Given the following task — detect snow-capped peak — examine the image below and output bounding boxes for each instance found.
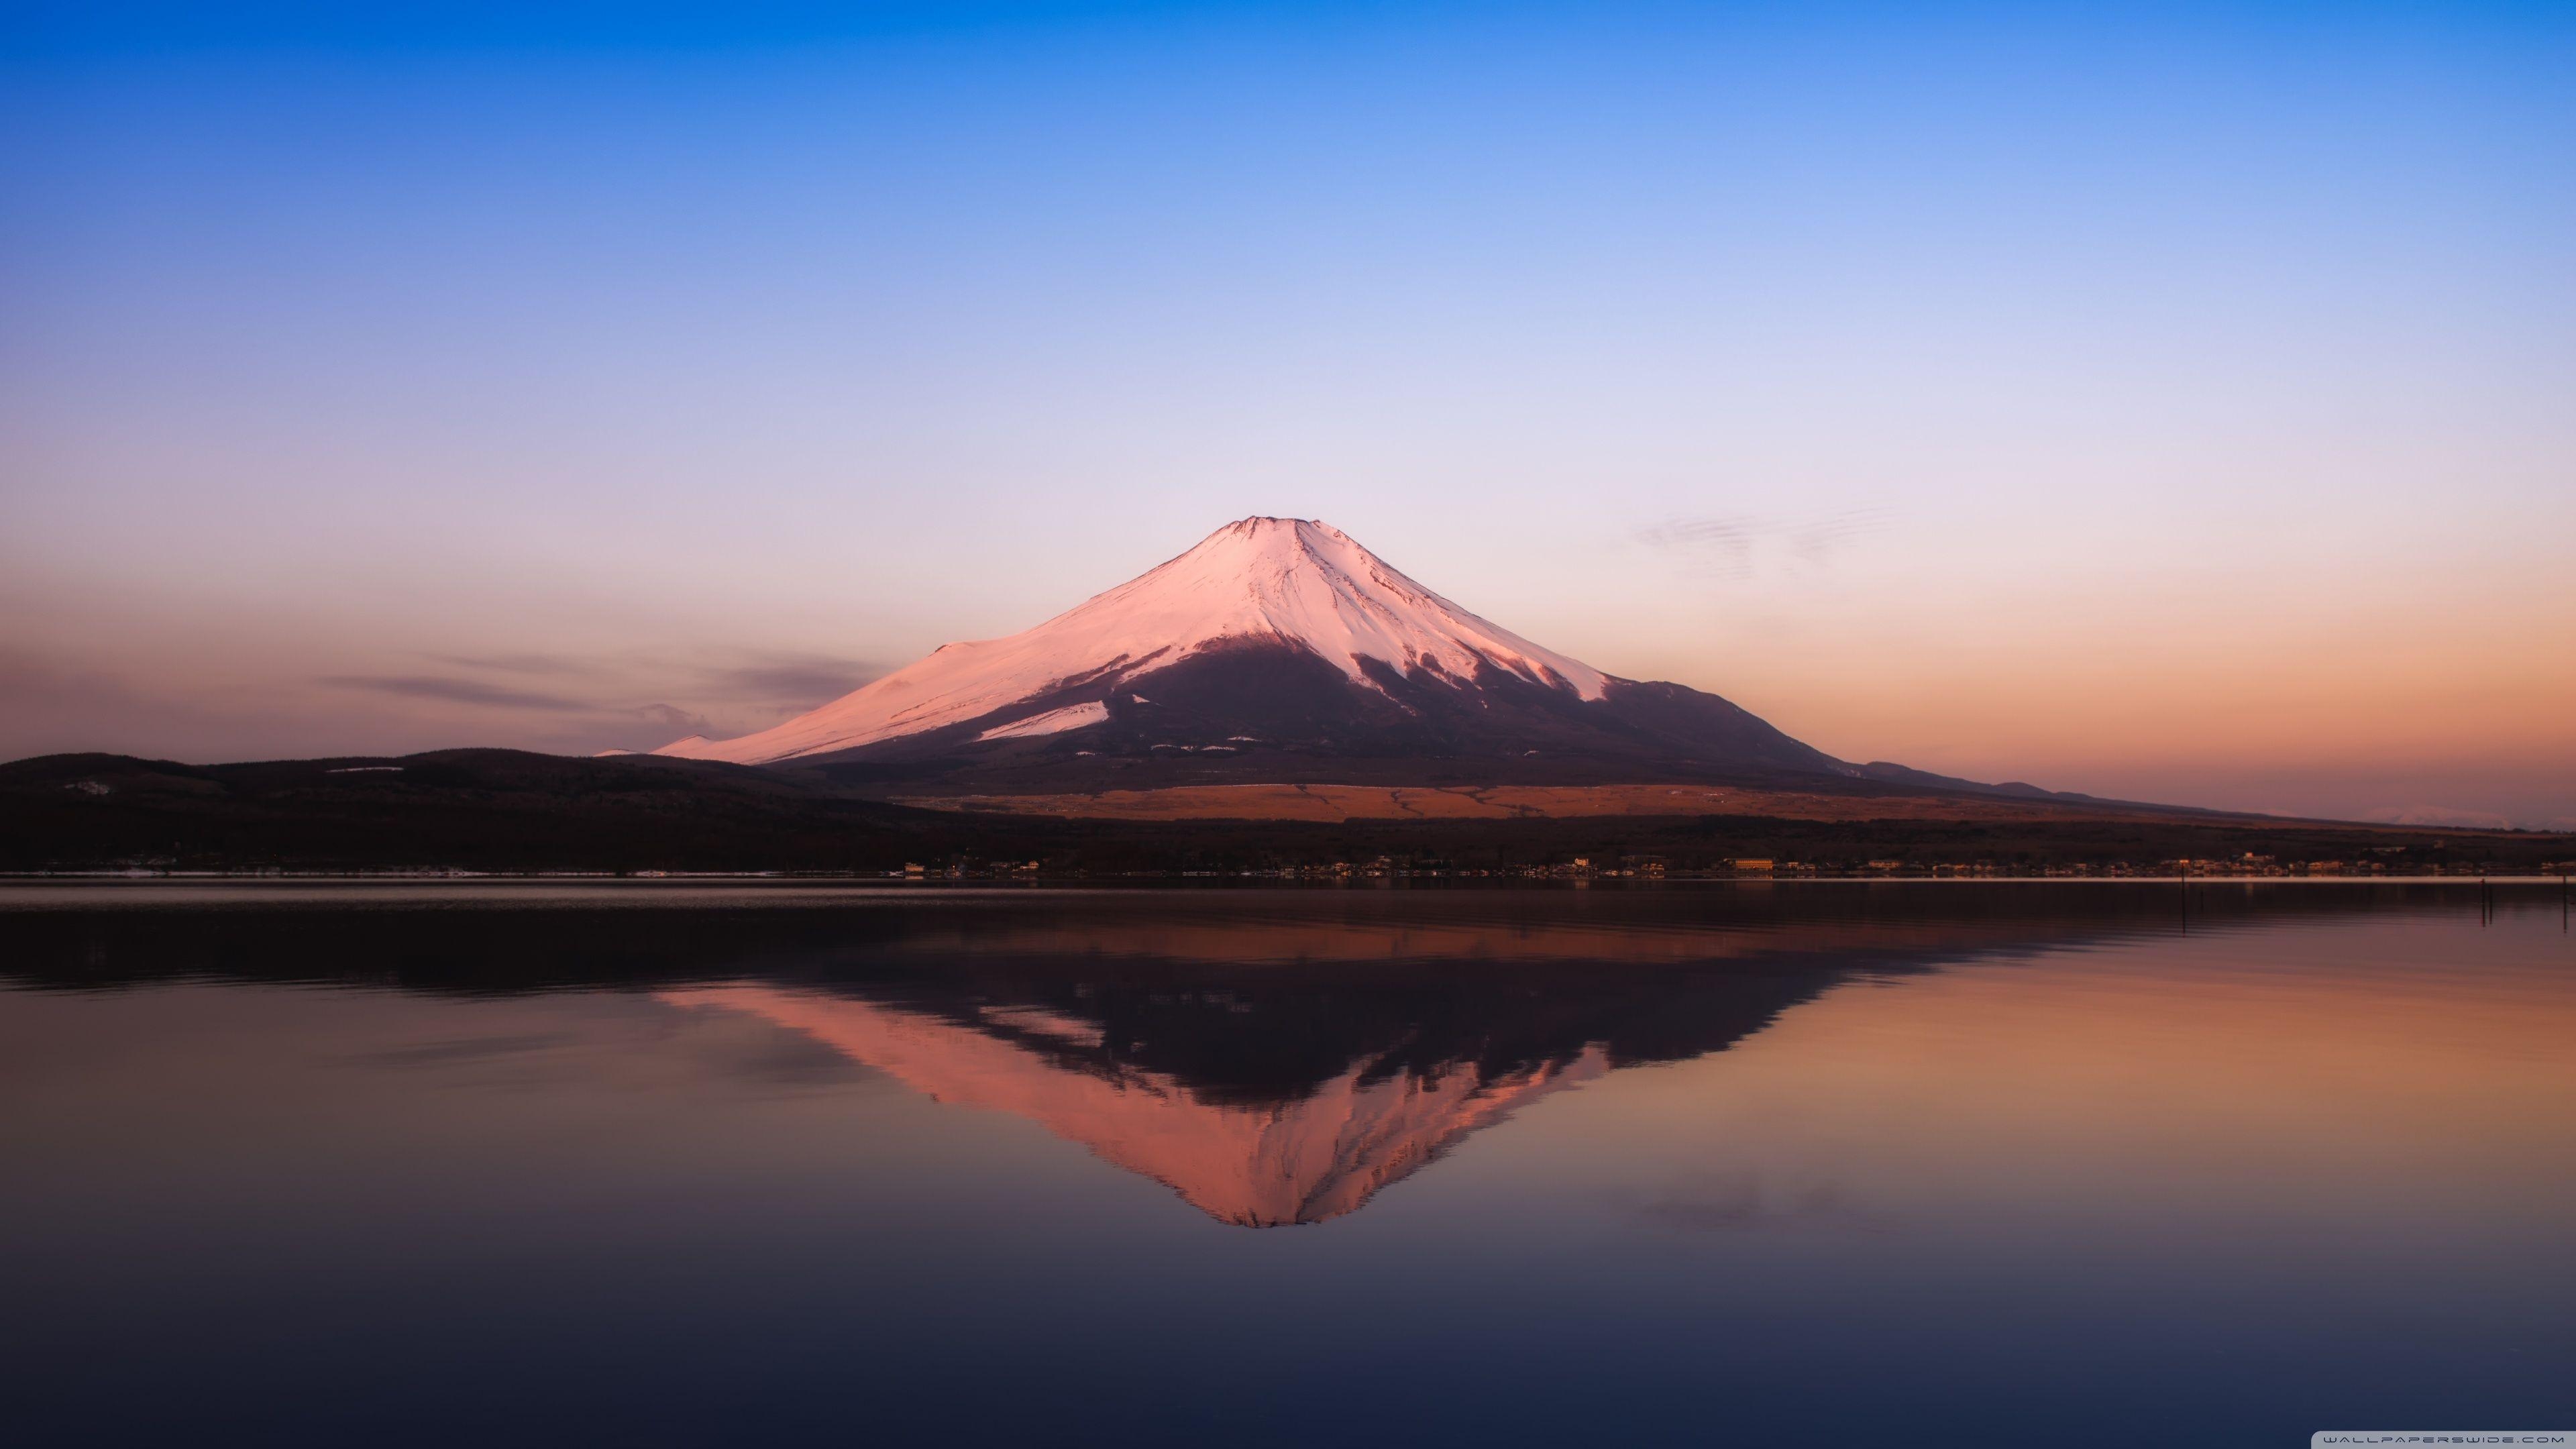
[657,517,1611,765]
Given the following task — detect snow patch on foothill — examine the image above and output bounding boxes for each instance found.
[974,700,1111,742]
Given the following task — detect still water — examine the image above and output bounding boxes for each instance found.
[3,881,2570,1446]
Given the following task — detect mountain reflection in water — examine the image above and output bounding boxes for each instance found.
[4,880,2377,1228]
[5,881,2572,1449]
[666,985,1611,1226]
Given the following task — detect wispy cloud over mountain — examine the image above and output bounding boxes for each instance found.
[424,653,611,678]
[1636,509,1890,580]
[631,702,717,739]
[698,656,880,711]
[323,676,592,711]
[314,675,715,749]
[311,649,875,752]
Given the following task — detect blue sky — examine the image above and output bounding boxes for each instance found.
[3,2,2570,822]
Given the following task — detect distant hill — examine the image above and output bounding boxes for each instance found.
[3,748,2563,875]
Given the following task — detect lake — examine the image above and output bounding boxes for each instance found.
[3,881,2569,1446]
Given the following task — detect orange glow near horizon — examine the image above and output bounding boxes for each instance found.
[1539,916,2576,1233]
[9,522,2564,824]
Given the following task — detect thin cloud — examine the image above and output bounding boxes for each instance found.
[320,677,714,743]
[319,651,871,745]
[1637,508,1890,579]
[1635,515,1758,577]
[425,651,604,678]
[323,676,590,711]
[409,649,873,712]
[630,702,714,738]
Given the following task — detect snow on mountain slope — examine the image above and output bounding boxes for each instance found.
[973,700,1110,742]
[657,517,1611,765]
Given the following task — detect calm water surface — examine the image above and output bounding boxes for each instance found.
[3,882,2570,1446]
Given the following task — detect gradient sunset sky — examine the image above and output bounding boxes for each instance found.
[3,2,2570,825]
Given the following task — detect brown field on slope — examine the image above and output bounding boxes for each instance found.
[889,782,2185,823]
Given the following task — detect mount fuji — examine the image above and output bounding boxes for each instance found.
[654,517,2063,802]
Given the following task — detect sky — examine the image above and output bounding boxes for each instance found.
[2,1,2571,826]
